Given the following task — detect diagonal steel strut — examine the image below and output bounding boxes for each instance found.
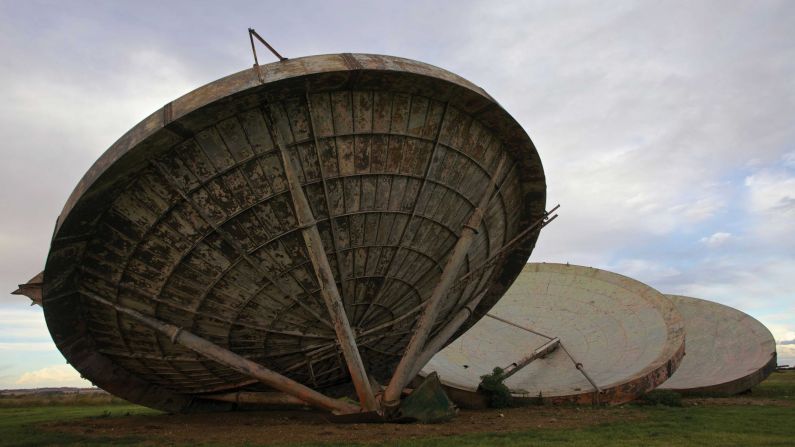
[405,204,561,382]
[81,291,359,414]
[383,155,508,407]
[502,337,560,380]
[263,103,378,411]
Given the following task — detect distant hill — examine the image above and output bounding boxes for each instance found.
[0,387,106,396]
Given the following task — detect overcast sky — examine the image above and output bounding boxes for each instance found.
[1,0,793,389]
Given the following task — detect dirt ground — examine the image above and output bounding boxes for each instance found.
[683,396,793,407]
[42,405,644,445]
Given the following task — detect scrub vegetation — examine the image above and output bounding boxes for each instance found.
[479,367,513,408]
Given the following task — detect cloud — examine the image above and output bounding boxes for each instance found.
[780,339,795,345]
[14,364,91,388]
[783,151,795,168]
[741,161,795,249]
[0,342,57,352]
[0,308,48,339]
[609,259,680,284]
[664,258,795,311]
[744,169,795,215]
[459,1,795,283]
[0,45,201,334]
[778,344,795,365]
[700,232,732,248]
[675,197,727,223]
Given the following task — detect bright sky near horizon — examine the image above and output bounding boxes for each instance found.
[0,0,793,389]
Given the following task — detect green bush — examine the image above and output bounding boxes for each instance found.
[479,367,513,408]
[639,389,683,407]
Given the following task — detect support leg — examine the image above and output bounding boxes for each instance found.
[407,205,562,382]
[406,290,489,382]
[502,337,560,380]
[383,156,508,407]
[267,104,378,411]
[82,291,359,414]
[201,391,307,406]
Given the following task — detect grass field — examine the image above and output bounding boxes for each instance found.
[384,405,794,447]
[1,371,793,446]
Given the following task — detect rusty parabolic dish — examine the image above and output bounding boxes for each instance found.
[422,263,685,406]
[41,53,546,412]
[658,295,777,396]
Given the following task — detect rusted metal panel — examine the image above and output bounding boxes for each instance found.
[201,391,307,406]
[270,104,377,411]
[35,54,546,413]
[82,290,358,414]
[383,156,507,407]
[423,263,686,406]
[659,294,777,396]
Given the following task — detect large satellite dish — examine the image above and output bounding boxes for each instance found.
[422,263,685,405]
[33,53,547,415]
[658,295,777,395]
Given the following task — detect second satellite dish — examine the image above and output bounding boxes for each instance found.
[659,295,777,395]
[422,263,686,406]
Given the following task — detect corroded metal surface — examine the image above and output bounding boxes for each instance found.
[383,156,508,407]
[659,295,777,396]
[40,54,547,412]
[422,263,685,406]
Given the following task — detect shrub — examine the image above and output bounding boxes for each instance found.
[479,367,513,408]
